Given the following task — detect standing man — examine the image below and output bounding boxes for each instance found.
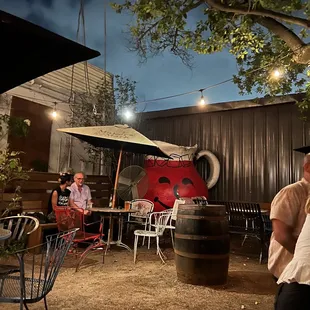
[69,172,92,215]
[268,153,310,280]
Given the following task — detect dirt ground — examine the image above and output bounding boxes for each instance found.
[2,236,277,310]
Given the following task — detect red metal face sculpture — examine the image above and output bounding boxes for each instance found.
[143,141,220,212]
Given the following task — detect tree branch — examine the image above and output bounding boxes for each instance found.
[256,17,310,64]
[138,20,160,41]
[205,0,310,28]
[257,17,305,50]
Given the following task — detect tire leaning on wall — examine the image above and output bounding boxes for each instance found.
[196,150,220,189]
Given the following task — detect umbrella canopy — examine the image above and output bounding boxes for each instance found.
[57,124,170,158]
[58,124,170,209]
[294,146,310,154]
[1,10,100,94]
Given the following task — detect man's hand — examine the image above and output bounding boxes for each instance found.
[272,219,297,254]
[84,210,91,216]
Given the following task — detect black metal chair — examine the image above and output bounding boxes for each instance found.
[0,228,78,310]
[0,215,40,309]
[208,201,271,263]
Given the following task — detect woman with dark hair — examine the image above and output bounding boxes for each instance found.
[47,173,73,222]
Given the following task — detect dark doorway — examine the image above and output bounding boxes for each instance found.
[8,96,52,171]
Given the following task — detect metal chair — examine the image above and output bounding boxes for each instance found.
[126,199,154,241]
[0,229,77,310]
[0,216,39,248]
[134,212,171,264]
[54,207,104,271]
[0,215,40,293]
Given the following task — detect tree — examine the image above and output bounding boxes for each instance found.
[112,0,310,112]
[68,75,137,172]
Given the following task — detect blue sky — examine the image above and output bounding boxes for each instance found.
[0,0,255,111]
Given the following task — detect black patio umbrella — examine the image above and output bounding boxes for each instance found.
[294,146,310,154]
[0,10,100,94]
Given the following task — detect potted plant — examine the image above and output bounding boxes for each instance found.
[0,149,29,219]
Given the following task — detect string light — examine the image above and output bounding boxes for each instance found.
[272,69,283,79]
[123,109,134,120]
[9,46,304,111]
[199,89,206,105]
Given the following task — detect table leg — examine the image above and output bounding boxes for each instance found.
[105,213,113,255]
[115,215,132,252]
[100,213,132,253]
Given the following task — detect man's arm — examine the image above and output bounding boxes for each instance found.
[69,198,83,213]
[272,219,297,254]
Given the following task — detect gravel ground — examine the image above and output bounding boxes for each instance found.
[1,238,277,310]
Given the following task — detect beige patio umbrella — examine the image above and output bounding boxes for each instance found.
[57,124,170,208]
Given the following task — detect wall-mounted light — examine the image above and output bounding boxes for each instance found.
[51,102,58,119]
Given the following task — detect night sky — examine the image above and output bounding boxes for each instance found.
[1,0,255,111]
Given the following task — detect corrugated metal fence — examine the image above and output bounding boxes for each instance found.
[136,101,310,203]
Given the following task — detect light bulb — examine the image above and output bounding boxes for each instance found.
[199,96,206,105]
[198,89,206,105]
[51,110,57,118]
[272,69,282,79]
[124,109,133,120]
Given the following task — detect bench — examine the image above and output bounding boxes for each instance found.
[208,201,272,263]
[2,172,112,253]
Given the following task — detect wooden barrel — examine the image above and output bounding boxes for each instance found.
[174,204,230,286]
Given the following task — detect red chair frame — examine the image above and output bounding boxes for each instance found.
[54,207,105,271]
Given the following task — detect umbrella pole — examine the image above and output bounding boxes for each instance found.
[111,148,123,209]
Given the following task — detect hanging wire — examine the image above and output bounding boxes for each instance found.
[134,45,309,106]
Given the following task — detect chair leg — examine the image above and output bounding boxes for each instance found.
[242,219,249,247]
[134,235,139,264]
[259,231,265,264]
[241,235,248,247]
[156,236,165,264]
[76,240,104,272]
[148,221,152,250]
[170,229,175,248]
[23,301,29,310]
[142,223,147,246]
[44,295,48,310]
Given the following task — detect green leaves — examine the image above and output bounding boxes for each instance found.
[0,148,29,218]
[67,73,138,170]
[0,114,30,140]
[112,0,310,112]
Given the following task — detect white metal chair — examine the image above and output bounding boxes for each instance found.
[165,199,187,248]
[126,199,154,234]
[133,212,171,264]
[148,198,192,248]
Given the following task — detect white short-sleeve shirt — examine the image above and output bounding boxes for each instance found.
[69,182,92,210]
[268,178,309,278]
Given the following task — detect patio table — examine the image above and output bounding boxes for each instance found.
[91,207,137,254]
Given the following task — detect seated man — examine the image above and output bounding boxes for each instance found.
[69,172,100,233]
[69,171,92,215]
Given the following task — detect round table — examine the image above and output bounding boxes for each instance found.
[91,207,138,254]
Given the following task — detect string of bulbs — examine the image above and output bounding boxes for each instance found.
[12,44,307,121]
[134,44,309,107]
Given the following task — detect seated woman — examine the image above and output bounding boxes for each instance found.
[275,198,310,310]
[47,173,73,222]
